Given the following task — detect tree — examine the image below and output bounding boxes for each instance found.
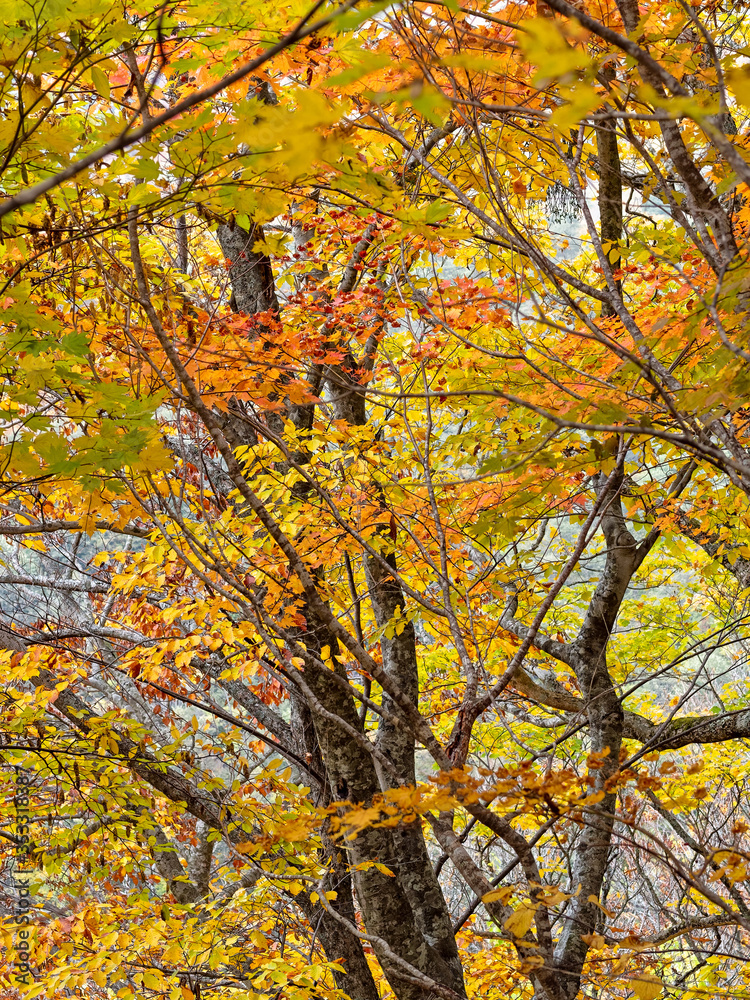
[2,0,750,998]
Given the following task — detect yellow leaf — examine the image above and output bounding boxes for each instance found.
[91,66,111,101]
[581,932,606,950]
[588,894,615,918]
[162,943,183,963]
[539,886,570,906]
[482,885,513,904]
[583,789,605,805]
[630,974,663,1000]
[143,925,162,948]
[503,901,537,938]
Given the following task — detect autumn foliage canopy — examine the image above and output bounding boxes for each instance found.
[2,1,750,999]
